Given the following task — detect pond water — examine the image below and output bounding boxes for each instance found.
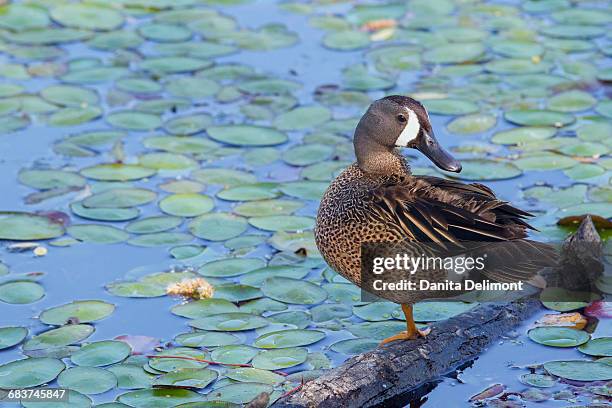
[0,0,610,407]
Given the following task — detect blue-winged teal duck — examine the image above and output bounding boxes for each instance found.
[315,95,550,344]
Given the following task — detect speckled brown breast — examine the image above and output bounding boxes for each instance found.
[315,163,406,286]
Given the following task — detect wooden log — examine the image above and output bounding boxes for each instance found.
[272,217,602,408]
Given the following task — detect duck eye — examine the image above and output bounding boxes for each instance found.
[397,114,407,123]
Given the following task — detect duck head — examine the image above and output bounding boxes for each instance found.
[354,95,462,174]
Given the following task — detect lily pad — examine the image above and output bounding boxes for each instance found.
[207,125,287,146]
[106,281,166,298]
[251,347,308,370]
[0,326,28,350]
[578,338,612,357]
[544,360,612,381]
[126,216,182,234]
[172,298,238,319]
[118,389,201,408]
[58,366,117,394]
[190,313,268,331]
[108,364,153,390]
[23,324,94,351]
[40,300,115,325]
[210,345,258,365]
[68,224,129,244]
[330,338,378,354]
[234,199,304,217]
[154,368,217,389]
[81,164,156,181]
[0,281,45,304]
[164,114,212,135]
[423,99,479,116]
[440,159,522,181]
[491,127,556,145]
[71,340,131,366]
[262,277,327,305]
[0,212,65,240]
[254,329,325,348]
[504,110,575,127]
[273,106,331,131]
[0,358,65,388]
[41,85,99,108]
[226,367,284,384]
[447,113,497,134]
[51,4,123,31]
[528,327,590,347]
[189,213,248,241]
[249,215,315,232]
[159,194,214,217]
[207,383,273,404]
[198,258,265,278]
[83,188,156,208]
[107,111,162,131]
[548,90,597,112]
[322,30,370,51]
[519,373,556,388]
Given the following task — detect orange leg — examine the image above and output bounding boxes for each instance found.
[380,304,431,346]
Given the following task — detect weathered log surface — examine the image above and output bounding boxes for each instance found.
[272,217,602,408]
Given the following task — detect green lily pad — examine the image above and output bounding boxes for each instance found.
[190,313,268,331]
[106,281,166,298]
[0,212,65,240]
[353,302,398,321]
[254,329,325,348]
[164,114,212,135]
[283,144,334,166]
[138,22,192,43]
[107,364,153,390]
[528,327,590,347]
[424,43,485,64]
[81,164,156,181]
[154,368,217,389]
[83,188,156,209]
[107,111,162,131]
[514,153,576,171]
[578,338,612,357]
[217,183,279,201]
[198,258,265,278]
[0,281,45,304]
[268,311,311,330]
[273,106,331,131]
[330,338,378,354]
[40,85,99,108]
[544,360,612,381]
[311,303,353,322]
[23,324,94,351]
[248,215,315,232]
[192,168,256,186]
[118,389,202,408]
[149,348,209,372]
[347,321,411,340]
[189,213,248,241]
[207,383,273,404]
[172,298,239,319]
[71,202,139,222]
[51,4,123,31]
[0,326,28,350]
[58,366,117,394]
[175,331,240,348]
[447,113,497,134]
[40,300,115,325]
[226,367,284,384]
[440,159,522,181]
[557,202,612,219]
[159,194,214,217]
[504,110,575,127]
[214,284,261,302]
[423,99,479,116]
[140,152,198,171]
[0,4,50,31]
[165,76,221,99]
[48,106,102,126]
[126,216,182,234]
[519,373,556,388]
[262,277,327,305]
[140,57,212,74]
[68,224,129,244]
[18,169,87,190]
[322,30,370,51]
[71,340,131,366]
[5,28,92,45]
[210,345,258,365]
[548,90,597,112]
[540,287,600,311]
[564,164,605,180]
[0,358,65,388]
[491,127,556,145]
[234,199,304,217]
[207,125,287,147]
[240,265,311,287]
[251,347,309,373]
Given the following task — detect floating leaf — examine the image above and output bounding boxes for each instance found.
[0,280,44,304]
[159,194,214,217]
[330,338,378,354]
[207,125,287,146]
[107,111,162,131]
[0,326,28,350]
[189,213,248,241]
[40,300,115,325]
[71,340,131,366]
[154,368,217,389]
[519,373,556,388]
[126,216,182,234]
[0,358,65,388]
[249,215,315,232]
[83,188,156,208]
[210,345,258,365]
[578,338,612,357]
[0,212,65,240]
[447,113,497,134]
[262,277,327,305]
[171,298,239,319]
[118,389,201,408]
[51,4,124,31]
[226,367,284,384]
[254,329,325,348]
[58,366,117,394]
[175,331,240,348]
[81,164,156,181]
[504,110,575,127]
[207,383,273,404]
[68,224,129,244]
[23,324,94,351]
[190,313,268,331]
[251,347,307,370]
[198,258,265,278]
[440,159,522,181]
[544,360,612,381]
[273,106,331,131]
[528,327,590,347]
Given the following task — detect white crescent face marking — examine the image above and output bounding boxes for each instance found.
[395,108,420,147]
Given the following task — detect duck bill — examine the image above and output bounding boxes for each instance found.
[416,132,462,173]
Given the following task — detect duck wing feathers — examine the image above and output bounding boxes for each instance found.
[370,176,557,283]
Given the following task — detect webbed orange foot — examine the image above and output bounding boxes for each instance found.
[379,327,431,346]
